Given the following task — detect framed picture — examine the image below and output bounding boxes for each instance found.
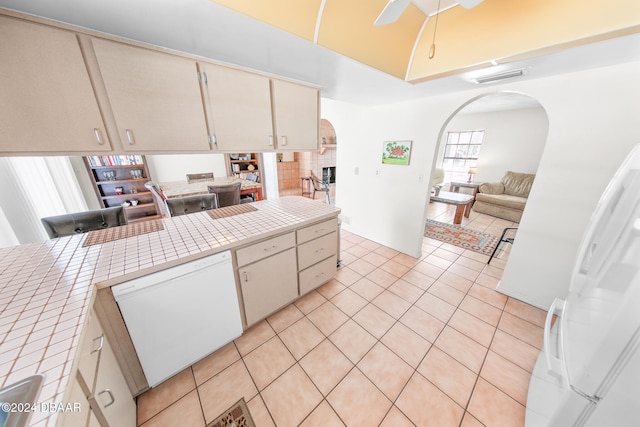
[382,140,412,165]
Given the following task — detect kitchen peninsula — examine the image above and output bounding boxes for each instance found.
[0,197,340,427]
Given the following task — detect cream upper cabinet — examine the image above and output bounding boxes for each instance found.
[199,63,274,151]
[272,79,320,151]
[0,16,112,154]
[88,37,211,152]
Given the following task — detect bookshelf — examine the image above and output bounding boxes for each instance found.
[228,153,260,179]
[83,155,160,223]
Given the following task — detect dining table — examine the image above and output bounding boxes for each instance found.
[159,177,263,201]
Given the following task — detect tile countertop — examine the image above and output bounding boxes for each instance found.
[0,196,340,427]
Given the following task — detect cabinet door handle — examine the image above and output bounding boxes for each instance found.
[91,335,104,354]
[243,271,248,282]
[281,135,288,146]
[98,389,115,408]
[94,128,104,145]
[125,129,135,145]
[268,135,273,146]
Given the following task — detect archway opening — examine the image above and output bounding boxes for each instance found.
[425,91,549,264]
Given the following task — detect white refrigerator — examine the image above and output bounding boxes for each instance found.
[525,144,640,427]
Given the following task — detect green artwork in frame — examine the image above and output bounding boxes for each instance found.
[382,140,412,165]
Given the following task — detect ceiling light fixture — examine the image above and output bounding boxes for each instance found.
[429,0,442,59]
[473,68,526,84]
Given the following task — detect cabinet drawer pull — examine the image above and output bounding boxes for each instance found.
[314,228,324,234]
[263,245,278,252]
[98,389,115,408]
[93,128,104,145]
[125,129,135,145]
[315,272,325,279]
[315,247,325,254]
[91,335,104,354]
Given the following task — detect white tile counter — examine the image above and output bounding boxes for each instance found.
[0,197,340,426]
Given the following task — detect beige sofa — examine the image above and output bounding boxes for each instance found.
[473,171,535,223]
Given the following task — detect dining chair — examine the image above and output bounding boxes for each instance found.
[207,182,241,208]
[145,181,171,218]
[165,194,218,217]
[186,172,214,183]
[41,206,127,238]
[487,227,518,264]
[240,173,260,203]
[310,176,331,204]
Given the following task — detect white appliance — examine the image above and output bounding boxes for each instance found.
[112,250,242,387]
[526,145,640,426]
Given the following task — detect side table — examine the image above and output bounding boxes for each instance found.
[449,181,480,200]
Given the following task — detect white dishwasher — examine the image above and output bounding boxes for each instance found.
[112,250,242,388]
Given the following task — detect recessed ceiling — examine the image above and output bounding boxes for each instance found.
[207,0,639,83]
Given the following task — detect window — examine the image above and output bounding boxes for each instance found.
[441,130,484,182]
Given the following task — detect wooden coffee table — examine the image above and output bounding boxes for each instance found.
[430,191,474,224]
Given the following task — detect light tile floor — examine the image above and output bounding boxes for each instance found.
[136,203,543,427]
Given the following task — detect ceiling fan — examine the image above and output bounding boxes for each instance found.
[374,0,484,26]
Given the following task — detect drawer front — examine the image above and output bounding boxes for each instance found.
[297,218,338,244]
[236,232,295,266]
[299,255,337,295]
[298,231,337,271]
[77,310,103,392]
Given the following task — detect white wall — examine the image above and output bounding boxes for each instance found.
[440,106,548,183]
[145,153,227,182]
[326,60,640,309]
[498,62,640,309]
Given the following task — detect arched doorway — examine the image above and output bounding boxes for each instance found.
[283,118,337,202]
[425,91,549,263]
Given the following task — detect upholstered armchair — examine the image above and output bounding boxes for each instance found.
[431,168,445,196]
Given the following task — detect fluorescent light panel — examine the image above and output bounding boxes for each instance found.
[473,68,525,84]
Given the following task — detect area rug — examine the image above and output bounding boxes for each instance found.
[83,220,164,247]
[424,219,500,255]
[206,398,255,427]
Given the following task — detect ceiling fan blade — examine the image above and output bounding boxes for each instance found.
[457,0,484,9]
[374,0,412,26]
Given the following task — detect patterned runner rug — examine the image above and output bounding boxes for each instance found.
[207,398,255,427]
[207,204,258,219]
[83,220,164,247]
[424,219,500,255]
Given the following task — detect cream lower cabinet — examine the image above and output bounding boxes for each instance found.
[237,233,298,327]
[0,15,111,154]
[297,219,338,295]
[89,335,136,426]
[62,377,91,427]
[236,218,339,327]
[59,309,135,427]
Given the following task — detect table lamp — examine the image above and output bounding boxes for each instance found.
[467,167,476,183]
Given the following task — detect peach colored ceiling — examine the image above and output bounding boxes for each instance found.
[209,0,640,83]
